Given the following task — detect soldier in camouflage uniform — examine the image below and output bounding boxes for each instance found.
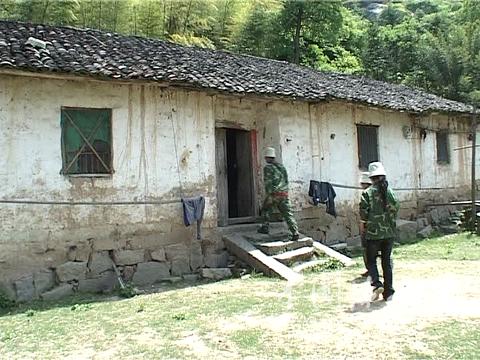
[258,147,299,241]
[360,162,399,301]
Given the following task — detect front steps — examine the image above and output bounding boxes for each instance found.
[221,224,356,283]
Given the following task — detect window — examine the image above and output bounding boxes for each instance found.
[61,108,112,175]
[357,125,379,170]
[436,131,450,164]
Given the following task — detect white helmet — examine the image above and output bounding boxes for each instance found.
[368,162,387,178]
[360,172,372,184]
[264,147,276,158]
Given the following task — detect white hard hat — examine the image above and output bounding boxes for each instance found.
[360,172,372,184]
[264,147,276,158]
[368,162,387,177]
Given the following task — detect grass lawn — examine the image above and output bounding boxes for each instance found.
[0,233,479,359]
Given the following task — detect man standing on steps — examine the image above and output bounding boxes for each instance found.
[257,147,300,241]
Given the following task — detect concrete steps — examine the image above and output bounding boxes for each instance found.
[222,224,356,283]
[273,247,315,265]
[256,237,313,256]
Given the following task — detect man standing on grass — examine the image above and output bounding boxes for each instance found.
[258,147,300,241]
[360,162,399,301]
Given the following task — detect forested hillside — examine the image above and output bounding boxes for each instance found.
[0,0,478,105]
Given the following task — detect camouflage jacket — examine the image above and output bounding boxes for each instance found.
[264,162,289,195]
[359,185,399,240]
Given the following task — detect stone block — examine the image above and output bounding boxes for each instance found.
[132,262,170,286]
[200,268,232,280]
[171,259,191,276]
[204,251,229,268]
[67,243,91,262]
[34,270,56,295]
[78,271,116,293]
[151,249,166,262]
[14,275,36,302]
[325,222,348,245]
[93,237,118,251]
[56,261,87,282]
[88,251,113,276]
[183,274,199,282]
[416,218,429,228]
[417,225,433,239]
[41,284,74,301]
[189,243,203,271]
[430,208,440,225]
[113,250,144,266]
[165,244,188,261]
[346,235,362,249]
[122,266,136,282]
[396,220,418,244]
[0,281,16,301]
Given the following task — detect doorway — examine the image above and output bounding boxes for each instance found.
[215,128,256,226]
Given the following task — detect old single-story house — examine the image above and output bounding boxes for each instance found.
[0,21,476,300]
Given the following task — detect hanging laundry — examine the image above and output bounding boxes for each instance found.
[308,180,337,217]
[181,196,205,240]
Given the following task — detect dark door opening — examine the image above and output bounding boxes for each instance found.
[226,129,254,219]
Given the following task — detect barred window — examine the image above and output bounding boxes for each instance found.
[436,131,450,164]
[61,108,112,175]
[357,125,379,170]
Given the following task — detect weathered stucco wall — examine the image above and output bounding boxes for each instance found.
[0,74,223,285]
[0,73,473,292]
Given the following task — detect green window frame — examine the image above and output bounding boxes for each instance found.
[61,107,113,175]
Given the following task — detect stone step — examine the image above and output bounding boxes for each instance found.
[292,259,329,273]
[256,237,313,255]
[312,241,356,267]
[273,247,315,265]
[330,243,348,251]
[223,233,303,283]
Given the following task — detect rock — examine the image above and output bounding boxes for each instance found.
[0,281,16,302]
[41,284,74,301]
[171,259,191,276]
[204,251,229,268]
[417,225,433,239]
[200,268,232,280]
[165,244,188,261]
[416,218,429,228]
[56,261,87,282]
[93,238,117,251]
[14,275,36,302]
[34,269,56,295]
[78,271,116,293]
[396,219,418,244]
[189,243,203,271]
[67,243,91,262]
[88,251,113,275]
[151,249,166,262]
[113,250,144,266]
[122,266,136,282]
[325,221,348,245]
[346,235,362,249]
[439,225,459,234]
[183,274,198,282]
[430,208,440,225]
[132,262,170,286]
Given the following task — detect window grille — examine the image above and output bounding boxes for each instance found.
[61,108,112,175]
[436,131,450,164]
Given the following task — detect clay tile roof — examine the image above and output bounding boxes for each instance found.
[0,20,475,114]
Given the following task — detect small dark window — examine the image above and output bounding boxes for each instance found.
[436,131,449,164]
[61,108,112,175]
[357,125,379,170]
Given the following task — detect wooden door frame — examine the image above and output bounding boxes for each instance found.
[215,126,258,226]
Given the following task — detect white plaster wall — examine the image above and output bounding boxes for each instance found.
[0,74,217,279]
[0,75,216,223]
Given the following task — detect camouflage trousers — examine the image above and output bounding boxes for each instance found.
[262,195,299,235]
